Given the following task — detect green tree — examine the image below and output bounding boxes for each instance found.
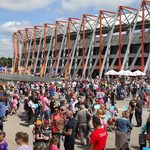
[0,57,12,67]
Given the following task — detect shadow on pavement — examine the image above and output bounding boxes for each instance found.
[75,140,88,149]
[131,146,140,150]
[19,123,29,127]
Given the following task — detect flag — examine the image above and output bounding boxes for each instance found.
[18,66,22,75]
[4,66,7,74]
[27,66,31,76]
[40,65,44,77]
[11,66,14,74]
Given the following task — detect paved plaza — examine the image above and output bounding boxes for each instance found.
[3,99,150,150]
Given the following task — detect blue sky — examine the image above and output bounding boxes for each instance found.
[0,0,139,57]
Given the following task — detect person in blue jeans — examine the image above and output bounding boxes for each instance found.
[135,96,143,127]
[0,131,8,150]
[115,110,132,150]
[15,132,32,150]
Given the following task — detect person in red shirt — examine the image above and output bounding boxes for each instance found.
[88,116,108,150]
[51,107,64,148]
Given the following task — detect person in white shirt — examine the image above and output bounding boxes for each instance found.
[15,132,32,150]
[69,95,78,116]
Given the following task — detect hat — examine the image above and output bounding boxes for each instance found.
[0,131,5,135]
[54,106,59,110]
[44,120,49,125]
[0,130,4,133]
[96,109,102,116]
[80,105,85,109]
[36,119,42,125]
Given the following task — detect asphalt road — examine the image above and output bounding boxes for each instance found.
[3,99,150,150]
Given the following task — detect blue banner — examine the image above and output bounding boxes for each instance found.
[0,102,5,118]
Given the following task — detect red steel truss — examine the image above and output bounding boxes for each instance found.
[118,6,138,70]
[140,1,150,71]
[99,10,116,71]
[12,32,17,71]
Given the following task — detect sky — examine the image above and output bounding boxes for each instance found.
[0,0,140,58]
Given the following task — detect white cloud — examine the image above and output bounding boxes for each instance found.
[61,0,135,13]
[0,0,137,12]
[0,39,12,57]
[0,0,54,11]
[0,21,32,57]
[56,17,66,21]
[0,21,31,35]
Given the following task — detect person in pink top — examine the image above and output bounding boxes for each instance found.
[13,90,20,110]
[47,136,58,150]
[41,94,50,120]
[10,94,18,114]
[39,92,44,101]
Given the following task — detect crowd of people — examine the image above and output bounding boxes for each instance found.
[0,76,150,149]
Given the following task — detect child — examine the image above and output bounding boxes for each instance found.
[0,131,8,150]
[47,136,58,150]
[10,95,18,114]
[33,119,46,150]
[15,132,32,150]
[42,120,51,147]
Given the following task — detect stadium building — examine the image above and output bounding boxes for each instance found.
[12,0,150,78]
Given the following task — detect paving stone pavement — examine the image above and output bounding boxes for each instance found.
[4,99,149,150]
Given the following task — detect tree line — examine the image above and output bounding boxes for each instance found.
[0,57,12,68]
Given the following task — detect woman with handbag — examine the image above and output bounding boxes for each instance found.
[135,96,144,127]
[115,111,132,150]
[146,114,150,147]
[139,124,147,150]
[139,114,150,149]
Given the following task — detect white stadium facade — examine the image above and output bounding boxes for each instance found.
[12,0,150,78]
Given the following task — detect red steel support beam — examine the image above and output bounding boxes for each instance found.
[12,33,16,70]
[64,18,71,79]
[82,15,85,74]
[84,14,97,17]
[120,6,138,11]
[141,1,145,72]
[24,28,33,70]
[68,18,71,70]
[56,20,66,23]
[43,23,47,76]
[54,21,58,68]
[69,18,81,20]
[98,10,116,71]
[13,34,16,60]
[34,26,37,69]
[145,0,150,5]
[100,10,116,14]
[33,26,42,72]
[17,31,20,70]
[44,23,53,26]
[35,25,43,28]
[67,18,71,77]
[118,6,122,70]
[24,28,28,72]
[99,11,103,71]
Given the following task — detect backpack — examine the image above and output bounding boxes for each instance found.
[146,122,150,134]
[24,99,30,111]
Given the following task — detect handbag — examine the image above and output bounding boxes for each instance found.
[86,110,91,122]
[146,133,150,141]
[139,133,146,145]
[86,110,91,132]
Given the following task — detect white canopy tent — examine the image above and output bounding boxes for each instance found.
[133,70,146,76]
[104,70,118,75]
[117,70,134,76]
[124,70,134,76]
[117,70,126,76]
